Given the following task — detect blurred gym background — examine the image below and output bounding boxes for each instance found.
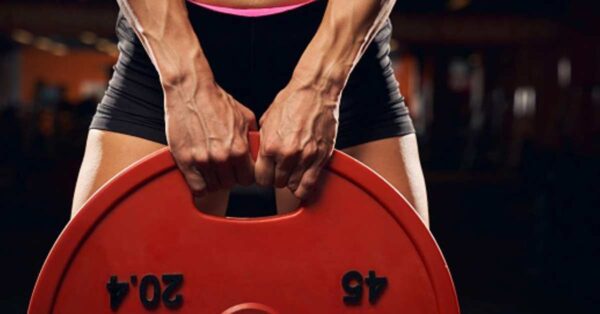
[1,0,598,313]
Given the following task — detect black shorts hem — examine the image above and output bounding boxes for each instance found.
[89,114,415,151]
[89,116,167,145]
[336,123,415,150]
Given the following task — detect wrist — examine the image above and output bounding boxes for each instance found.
[160,67,214,91]
[157,43,214,86]
[293,35,358,100]
[161,64,217,111]
[291,63,348,101]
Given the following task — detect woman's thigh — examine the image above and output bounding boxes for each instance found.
[72,131,426,224]
[72,130,234,219]
[71,130,165,217]
[342,134,429,227]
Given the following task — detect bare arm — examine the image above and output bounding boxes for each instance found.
[301,0,429,223]
[116,0,212,87]
[293,0,397,97]
[117,0,257,196]
[256,0,399,199]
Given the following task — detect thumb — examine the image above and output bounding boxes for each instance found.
[255,152,275,187]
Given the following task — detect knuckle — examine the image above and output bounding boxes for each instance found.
[314,146,326,158]
[297,184,313,197]
[304,144,318,158]
[173,150,193,165]
[294,188,308,199]
[177,156,193,167]
[230,143,248,159]
[209,150,229,164]
[281,145,301,159]
[300,181,314,191]
[188,182,207,196]
[303,174,318,186]
[191,151,209,165]
[263,142,279,156]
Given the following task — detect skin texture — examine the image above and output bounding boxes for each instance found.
[72,130,429,227]
[73,0,429,225]
[116,0,397,199]
[256,0,397,199]
[71,131,165,212]
[117,0,258,197]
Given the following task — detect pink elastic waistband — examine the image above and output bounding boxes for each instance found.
[187,0,316,17]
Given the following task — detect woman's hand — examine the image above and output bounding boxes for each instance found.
[255,76,340,200]
[165,79,257,197]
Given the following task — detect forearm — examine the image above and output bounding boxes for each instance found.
[293,0,396,100]
[116,0,214,97]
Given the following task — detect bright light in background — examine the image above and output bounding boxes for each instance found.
[448,58,470,92]
[33,37,53,51]
[95,38,119,57]
[11,29,70,56]
[30,37,69,56]
[513,87,536,118]
[12,29,34,45]
[9,29,112,57]
[95,38,112,48]
[558,57,571,87]
[49,42,69,57]
[79,31,98,45]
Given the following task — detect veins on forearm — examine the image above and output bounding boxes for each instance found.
[117,0,212,87]
[294,0,396,92]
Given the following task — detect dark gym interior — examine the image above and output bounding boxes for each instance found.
[1,0,599,313]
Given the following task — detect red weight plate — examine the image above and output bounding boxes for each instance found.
[29,133,459,313]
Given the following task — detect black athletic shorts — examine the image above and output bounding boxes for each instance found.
[90,0,415,149]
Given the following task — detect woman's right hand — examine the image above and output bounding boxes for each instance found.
[164,79,257,197]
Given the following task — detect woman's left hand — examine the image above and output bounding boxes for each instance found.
[255,76,340,200]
